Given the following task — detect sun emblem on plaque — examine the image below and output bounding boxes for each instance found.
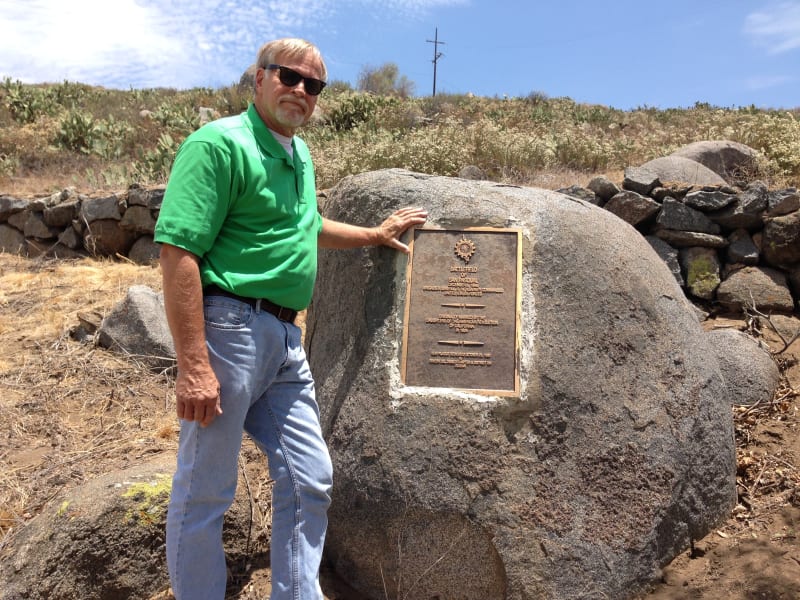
[454,236,477,263]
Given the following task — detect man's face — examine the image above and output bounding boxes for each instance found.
[253,52,322,137]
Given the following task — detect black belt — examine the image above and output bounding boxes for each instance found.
[203,284,298,324]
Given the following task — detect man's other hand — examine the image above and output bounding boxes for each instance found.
[175,365,222,427]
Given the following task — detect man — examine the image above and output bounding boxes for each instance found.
[154,38,427,600]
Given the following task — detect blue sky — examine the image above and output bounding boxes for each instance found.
[1,0,798,110]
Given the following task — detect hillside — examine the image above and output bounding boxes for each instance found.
[1,79,799,196]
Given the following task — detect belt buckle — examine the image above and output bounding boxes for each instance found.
[277,306,294,322]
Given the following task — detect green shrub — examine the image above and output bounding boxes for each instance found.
[49,81,92,109]
[0,152,19,178]
[357,63,414,98]
[525,90,549,105]
[133,132,180,183]
[321,92,399,132]
[216,85,250,116]
[152,102,200,135]
[56,110,98,153]
[1,78,50,124]
[92,115,136,159]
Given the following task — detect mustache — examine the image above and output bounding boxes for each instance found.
[279,94,308,111]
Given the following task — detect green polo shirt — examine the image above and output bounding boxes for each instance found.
[154,104,322,311]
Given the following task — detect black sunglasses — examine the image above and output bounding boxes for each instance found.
[266,64,326,96]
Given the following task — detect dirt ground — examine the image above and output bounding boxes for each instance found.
[1,252,799,600]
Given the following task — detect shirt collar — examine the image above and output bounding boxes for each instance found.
[246,103,296,165]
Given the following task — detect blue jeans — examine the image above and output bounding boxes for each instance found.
[166,296,333,600]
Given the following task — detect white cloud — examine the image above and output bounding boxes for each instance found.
[0,0,189,86]
[744,1,800,54]
[358,0,467,8]
[0,0,464,88]
[745,74,794,90]
[0,0,330,88]
[351,0,467,19]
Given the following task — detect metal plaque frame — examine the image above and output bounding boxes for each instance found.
[400,227,522,396]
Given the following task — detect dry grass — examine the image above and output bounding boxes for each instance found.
[0,254,161,358]
[1,155,126,197]
[523,167,626,191]
[0,252,174,541]
[734,379,800,511]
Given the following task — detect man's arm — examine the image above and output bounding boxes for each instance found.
[160,243,222,427]
[318,207,428,254]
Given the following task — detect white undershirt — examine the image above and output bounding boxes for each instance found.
[269,129,294,159]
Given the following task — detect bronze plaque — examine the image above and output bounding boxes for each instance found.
[401,227,521,395]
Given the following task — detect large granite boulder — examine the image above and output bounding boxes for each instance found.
[307,169,736,600]
[0,456,175,600]
[670,140,759,184]
[638,156,727,186]
[0,454,262,600]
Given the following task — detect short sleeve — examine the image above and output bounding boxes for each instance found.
[154,137,233,257]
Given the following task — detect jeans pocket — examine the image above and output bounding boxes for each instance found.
[204,297,253,330]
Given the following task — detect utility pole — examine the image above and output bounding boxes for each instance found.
[426,27,445,96]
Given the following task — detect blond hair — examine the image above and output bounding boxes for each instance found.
[256,38,327,81]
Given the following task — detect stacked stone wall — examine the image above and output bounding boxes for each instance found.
[558,173,799,315]
[0,184,162,264]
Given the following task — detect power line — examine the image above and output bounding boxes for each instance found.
[426,27,445,96]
